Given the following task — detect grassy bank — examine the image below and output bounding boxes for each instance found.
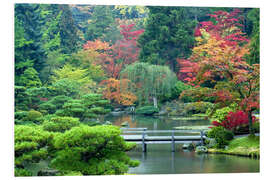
[208,135,260,158]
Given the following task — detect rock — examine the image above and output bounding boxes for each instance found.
[104,121,112,125]
[182,143,194,150]
[121,121,129,127]
[195,146,208,153]
[110,111,125,116]
[114,108,122,112]
[37,169,59,176]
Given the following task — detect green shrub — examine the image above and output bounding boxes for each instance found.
[136,106,159,115]
[15,125,52,169]
[253,121,260,133]
[183,102,214,115]
[22,110,43,124]
[15,168,32,177]
[39,102,56,114]
[170,81,192,100]
[42,116,80,133]
[211,103,238,122]
[51,125,139,175]
[207,126,234,149]
[15,111,29,124]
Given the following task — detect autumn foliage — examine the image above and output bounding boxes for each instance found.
[177,9,259,133]
[82,24,144,79]
[212,110,257,133]
[100,78,137,106]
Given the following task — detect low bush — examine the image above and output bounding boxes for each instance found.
[183,102,214,115]
[135,106,159,115]
[19,110,43,124]
[15,125,52,173]
[42,116,80,133]
[207,126,234,149]
[210,103,238,123]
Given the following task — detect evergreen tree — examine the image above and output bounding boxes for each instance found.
[58,4,80,54]
[247,8,260,64]
[85,6,114,41]
[15,4,45,73]
[138,6,196,72]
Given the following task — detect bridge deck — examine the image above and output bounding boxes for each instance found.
[121,135,205,141]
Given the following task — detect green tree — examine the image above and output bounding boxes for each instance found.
[58,4,80,54]
[138,6,196,72]
[16,68,42,88]
[51,125,139,175]
[247,8,260,65]
[121,62,177,107]
[15,4,46,73]
[85,6,114,41]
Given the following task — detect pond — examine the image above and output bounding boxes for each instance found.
[104,114,260,174]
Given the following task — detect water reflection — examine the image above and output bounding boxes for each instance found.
[104,114,259,174]
[127,144,259,174]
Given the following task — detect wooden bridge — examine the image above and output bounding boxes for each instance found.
[120,128,206,152]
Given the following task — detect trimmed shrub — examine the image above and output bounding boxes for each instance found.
[51,125,139,175]
[21,110,43,124]
[207,126,234,149]
[15,125,52,171]
[136,106,159,115]
[42,116,80,133]
[15,168,32,177]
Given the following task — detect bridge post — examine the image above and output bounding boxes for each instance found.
[171,130,175,152]
[142,128,147,152]
[200,130,204,145]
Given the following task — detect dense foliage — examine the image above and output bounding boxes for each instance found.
[14,4,259,176]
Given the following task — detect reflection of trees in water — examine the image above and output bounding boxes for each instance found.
[113,115,137,128]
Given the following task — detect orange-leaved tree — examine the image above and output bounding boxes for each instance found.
[178,9,259,134]
[100,78,137,106]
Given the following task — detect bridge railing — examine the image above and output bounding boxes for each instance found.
[120,127,206,152]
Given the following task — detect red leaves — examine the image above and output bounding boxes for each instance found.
[114,24,144,65]
[212,110,257,132]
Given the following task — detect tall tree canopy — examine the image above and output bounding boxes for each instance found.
[138,6,196,72]
[178,10,259,134]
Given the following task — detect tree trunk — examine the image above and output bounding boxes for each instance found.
[248,110,254,135]
[153,96,158,108]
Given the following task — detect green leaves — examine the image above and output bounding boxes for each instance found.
[42,116,80,132]
[51,125,138,175]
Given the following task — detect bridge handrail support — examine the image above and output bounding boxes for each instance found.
[171,130,175,152]
[142,128,147,152]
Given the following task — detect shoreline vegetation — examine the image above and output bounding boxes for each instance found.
[207,135,260,158]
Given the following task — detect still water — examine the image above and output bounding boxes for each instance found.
[104,114,260,174]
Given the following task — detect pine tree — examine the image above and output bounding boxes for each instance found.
[85,6,114,41]
[15,4,45,75]
[58,4,80,54]
[138,6,196,72]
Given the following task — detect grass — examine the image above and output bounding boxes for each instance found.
[208,135,260,158]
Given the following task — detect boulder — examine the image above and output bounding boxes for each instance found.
[182,143,194,150]
[195,146,208,153]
